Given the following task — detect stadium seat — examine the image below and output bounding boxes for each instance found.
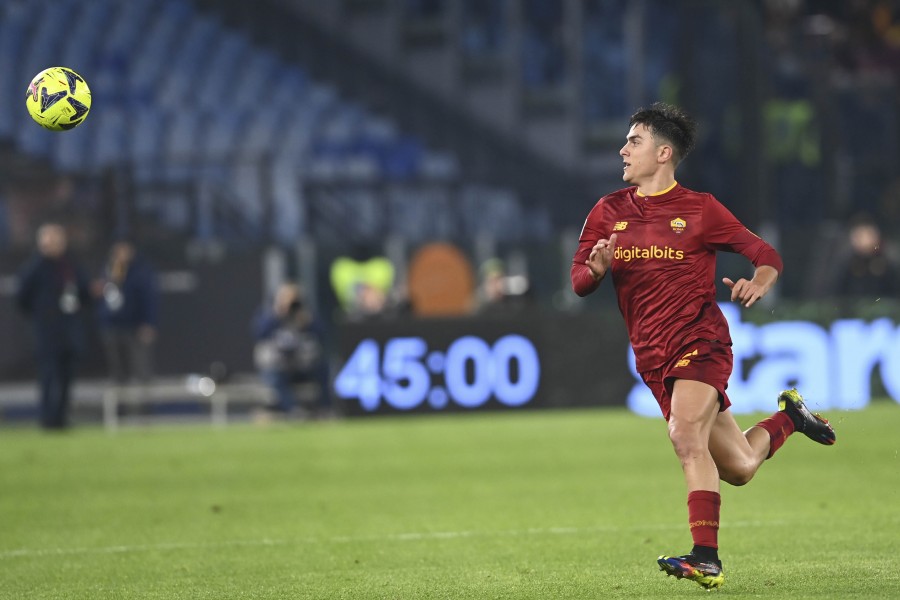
[126,1,189,97]
[419,150,460,181]
[231,50,280,111]
[3,0,480,244]
[0,2,34,138]
[461,184,525,241]
[155,15,220,110]
[128,107,166,165]
[387,185,455,241]
[238,110,282,159]
[51,120,94,172]
[379,135,424,181]
[61,0,114,72]
[194,32,250,113]
[102,0,159,65]
[93,108,129,169]
[270,159,304,243]
[20,0,78,84]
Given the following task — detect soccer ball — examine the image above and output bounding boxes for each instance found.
[25,67,92,131]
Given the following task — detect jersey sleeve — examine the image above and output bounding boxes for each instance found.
[703,196,784,273]
[571,200,607,296]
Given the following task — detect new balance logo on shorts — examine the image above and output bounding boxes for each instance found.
[675,349,698,368]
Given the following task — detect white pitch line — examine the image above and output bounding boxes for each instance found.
[0,520,784,561]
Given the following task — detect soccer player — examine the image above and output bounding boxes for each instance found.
[570,103,836,589]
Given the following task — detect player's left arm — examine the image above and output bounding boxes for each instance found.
[703,196,783,308]
[722,264,779,308]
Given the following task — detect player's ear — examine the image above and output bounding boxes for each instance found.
[658,144,673,163]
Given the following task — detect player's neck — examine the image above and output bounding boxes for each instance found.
[634,173,677,197]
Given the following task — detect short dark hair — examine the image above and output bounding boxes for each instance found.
[629,102,697,165]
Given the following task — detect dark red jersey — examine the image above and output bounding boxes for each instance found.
[571,183,783,373]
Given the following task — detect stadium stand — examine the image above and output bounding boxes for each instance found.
[3,0,539,245]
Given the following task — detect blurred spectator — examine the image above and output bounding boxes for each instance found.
[15,223,93,430]
[252,283,331,417]
[329,255,397,319]
[828,213,900,298]
[94,240,160,385]
[474,258,531,314]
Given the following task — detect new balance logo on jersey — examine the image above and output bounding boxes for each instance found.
[613,221,628,231]
[615,245,685,262]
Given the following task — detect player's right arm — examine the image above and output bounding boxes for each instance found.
[571,201,617,296]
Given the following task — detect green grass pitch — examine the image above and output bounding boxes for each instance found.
[2,402,899,599]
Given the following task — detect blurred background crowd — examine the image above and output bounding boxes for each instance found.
[1,0,899,421]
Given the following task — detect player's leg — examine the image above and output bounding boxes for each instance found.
[658,379,725,589]
[707,409,771,486]
[709,388,836,487]
[667,379,720,492]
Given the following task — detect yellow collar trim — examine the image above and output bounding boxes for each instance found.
[636,181,678,197]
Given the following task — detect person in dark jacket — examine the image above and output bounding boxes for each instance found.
[94,240,159,384]
[252,283,330,416]
[15,223,92,429]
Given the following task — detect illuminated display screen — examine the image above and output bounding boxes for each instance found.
[627,304,900,416]
[335,334,540,411]
[334,308,900,416]
[333,312,632,415]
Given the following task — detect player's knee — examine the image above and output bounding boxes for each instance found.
[720,462,755,487]
[667,422,706,461]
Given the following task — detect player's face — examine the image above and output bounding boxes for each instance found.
[620,123,661,185]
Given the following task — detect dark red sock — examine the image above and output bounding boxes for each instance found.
[756,411,795,458]
[688,490,720,549]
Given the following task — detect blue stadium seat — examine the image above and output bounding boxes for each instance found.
[3,0,474,245]
[358,117,398,151]
[162,111,204,181]
[278,82,335,162]
[231,50,280,110]
[379,135,424,181]
[419,150,460,181]
[202,110,247,161]
[93,107,128,169]
[14,129,52,161]
[128,108,166,184]
[195,32,250,112]
[19,0,79,86]
[126,1,189,98]
[155,15,220,110]
[461,185,525,241]
[51,119,94,172]
[460,0,506,57]
[342,154,381,183]
[61,0,114,73]
[238,110,281,159]
[388,186,455,241]
[0,1,36,138]
[270,159,304,243]
[313,103,365,159]
[102,0,159,62]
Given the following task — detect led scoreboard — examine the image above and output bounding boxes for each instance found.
[332,306,900,416]
[332,312,632,415]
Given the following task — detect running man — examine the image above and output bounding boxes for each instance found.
[571,102,835,589]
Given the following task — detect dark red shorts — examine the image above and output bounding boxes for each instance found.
[639,339,733,421]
